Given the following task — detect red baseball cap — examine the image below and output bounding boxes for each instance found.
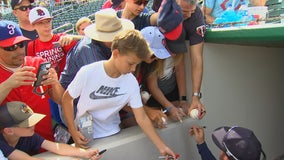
[163,23,183,40]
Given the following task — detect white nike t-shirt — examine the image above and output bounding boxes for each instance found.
[67,61,142,138]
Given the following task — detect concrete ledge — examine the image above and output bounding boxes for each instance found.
[34,118,202,160]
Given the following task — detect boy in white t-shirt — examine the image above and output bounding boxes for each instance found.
[62,29,177,159]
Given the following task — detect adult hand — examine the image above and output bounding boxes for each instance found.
[5,66,36,89]
[189,125,205,144]
[188,97,206,119]
[168,106,186,122]
[179,100,190,115]
[144,106,168,128]
[41,68,59,86]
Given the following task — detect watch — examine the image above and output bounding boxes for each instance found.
[192,92,202,99]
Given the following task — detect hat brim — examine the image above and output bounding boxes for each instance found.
[32,17,52,24]
[164,23,182,40]
[0,36,30,47]
[211,126,230,152]
[17,113,46,128]
[84,18,134,42]
[165,28,187,54]
[152,48,171,59]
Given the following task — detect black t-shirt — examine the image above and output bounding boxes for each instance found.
[183,6,206,45]
[21,28,38,55]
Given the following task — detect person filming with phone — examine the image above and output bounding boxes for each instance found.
[0,20,64,143]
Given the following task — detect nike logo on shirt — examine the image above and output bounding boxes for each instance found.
[89,91,125,99]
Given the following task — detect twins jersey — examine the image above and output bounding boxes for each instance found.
[67,61,142,138]
[183,6,206,45]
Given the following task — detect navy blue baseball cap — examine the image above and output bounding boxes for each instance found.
[212,126,266,160]
[10,0,34,9]
[165,28,187,54]
[0,20,29,47]
[157,0,183,40]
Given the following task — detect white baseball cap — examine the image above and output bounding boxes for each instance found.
[29,6,52,24]
[141,26,171,59]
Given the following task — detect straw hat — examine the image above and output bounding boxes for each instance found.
[84,8,134,42]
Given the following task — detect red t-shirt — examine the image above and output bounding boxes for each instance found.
[0,56,54,141]
[27,33,77,77]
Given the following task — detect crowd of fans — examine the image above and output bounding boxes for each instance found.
[0,0,267,159]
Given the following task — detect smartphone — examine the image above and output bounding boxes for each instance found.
[99,149,107,155]
[33,62,51,87]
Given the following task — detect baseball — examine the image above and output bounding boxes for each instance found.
[190,109,199,119]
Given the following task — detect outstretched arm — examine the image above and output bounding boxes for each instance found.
[61,91,89,148]
[146,73,185,122]
[189,125,216,160]
[132,107,176,159]
[41,140,101,159]
[188,42,206,119]
[7,149,41,160]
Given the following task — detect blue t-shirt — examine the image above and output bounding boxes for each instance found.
[205,0,245,18]
[0,133,44,157]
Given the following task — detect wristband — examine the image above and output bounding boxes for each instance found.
[180,96,187,101]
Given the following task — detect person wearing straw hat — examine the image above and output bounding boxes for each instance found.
[59,8,135,127]
[0,101,103,160]
[61,29,177,158]
[60,8,134,90]
[189,125,266,160]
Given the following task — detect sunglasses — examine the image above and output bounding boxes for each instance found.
[14,5,34,11]
[3,42,25,51]
[134,0,149,6]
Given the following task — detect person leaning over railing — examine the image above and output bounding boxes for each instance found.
[0,101,102,160]
[189,124,266,160]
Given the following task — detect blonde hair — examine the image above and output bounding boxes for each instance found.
[112,29,152,60]
[147,54,183,78]
[75,17,92,32]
